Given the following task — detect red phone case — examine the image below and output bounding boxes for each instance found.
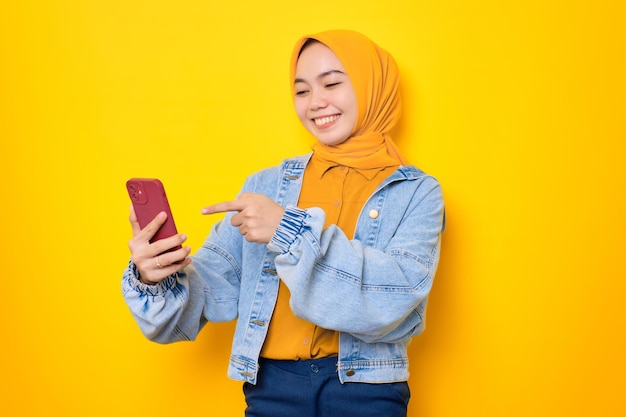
[126,178,181,250]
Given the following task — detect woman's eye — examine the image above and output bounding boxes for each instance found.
[295,90,309,96]
[325,82,341,88]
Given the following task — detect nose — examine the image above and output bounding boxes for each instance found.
[309,88,328,110]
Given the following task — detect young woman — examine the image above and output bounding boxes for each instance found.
[123,29,445,417]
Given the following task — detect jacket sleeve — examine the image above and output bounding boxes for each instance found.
[121,217,243,343]
[121,262,207,343]
[268,175,444,344]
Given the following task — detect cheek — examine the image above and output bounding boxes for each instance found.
[339,84,359,127]
[345,108,358,130]
[337,97,357,128]
[340,93,358,116]
[294,100,310,124]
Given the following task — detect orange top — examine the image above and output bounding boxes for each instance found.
[260,154,399,359]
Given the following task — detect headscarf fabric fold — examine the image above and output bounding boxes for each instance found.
[290,29,408,167]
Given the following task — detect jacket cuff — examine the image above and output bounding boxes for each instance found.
[124,259,177,296]
[269,206,308,254]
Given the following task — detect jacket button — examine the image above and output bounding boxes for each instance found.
[368,209,379,219]
[346,369,356,376]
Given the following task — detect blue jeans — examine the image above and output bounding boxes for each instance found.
[243,356,410,417]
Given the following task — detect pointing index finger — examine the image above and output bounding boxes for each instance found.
[202,200,245,215]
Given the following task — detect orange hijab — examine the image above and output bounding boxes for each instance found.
[290,29,408,168]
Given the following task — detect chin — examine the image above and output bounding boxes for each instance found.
[310,130,351,146]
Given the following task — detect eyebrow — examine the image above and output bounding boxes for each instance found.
[294,69,347,84]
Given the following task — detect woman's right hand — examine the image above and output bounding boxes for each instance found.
[128,206,192,285]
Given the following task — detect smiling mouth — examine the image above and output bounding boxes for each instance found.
[313,114,340,127]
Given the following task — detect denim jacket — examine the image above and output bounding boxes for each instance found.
[122,154,444,384]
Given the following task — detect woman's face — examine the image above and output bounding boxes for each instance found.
[293,42,358,146]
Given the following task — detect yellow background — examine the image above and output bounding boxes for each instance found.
[1,1,624,416]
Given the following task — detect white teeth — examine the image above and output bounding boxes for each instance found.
[314,115,340,126]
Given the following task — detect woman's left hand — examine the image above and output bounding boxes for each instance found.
[201,192,285,243]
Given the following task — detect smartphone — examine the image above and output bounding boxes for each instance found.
[126,178,181,251]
